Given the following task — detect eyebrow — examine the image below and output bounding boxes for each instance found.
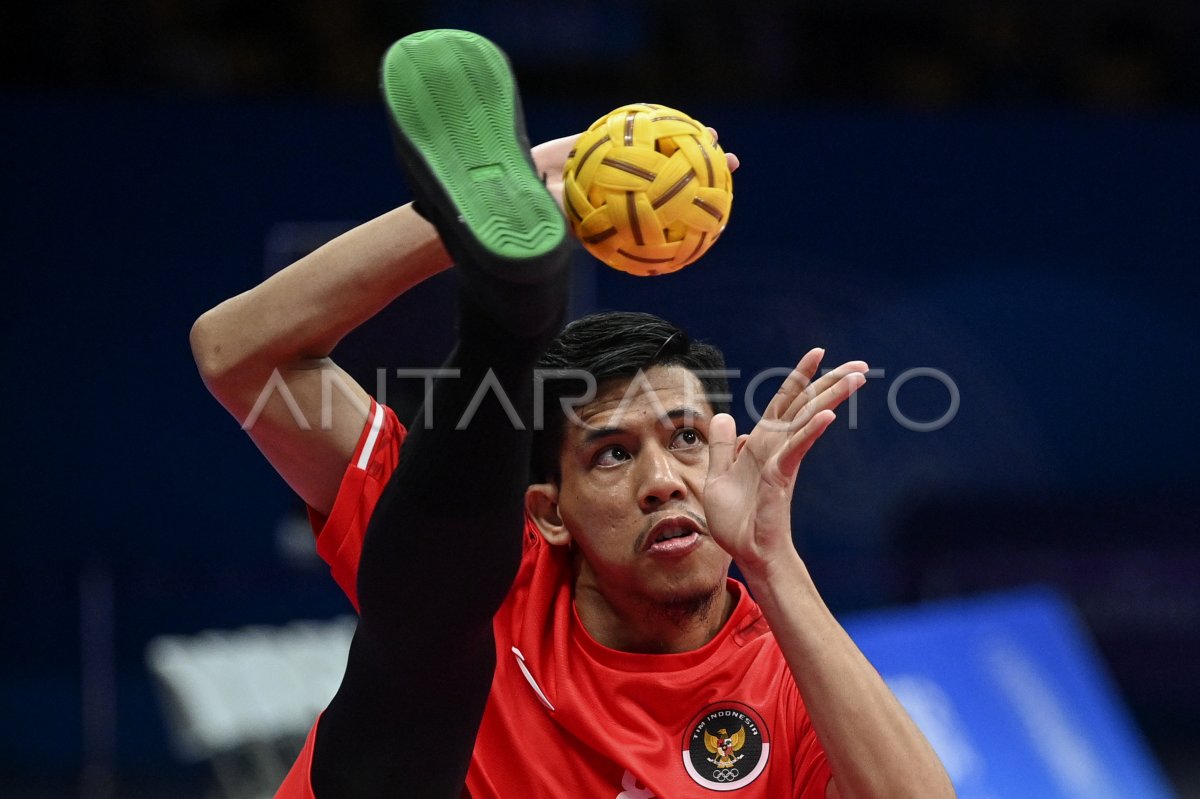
[579,406,709,446]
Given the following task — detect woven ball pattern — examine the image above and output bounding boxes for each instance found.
[562,103,733,276]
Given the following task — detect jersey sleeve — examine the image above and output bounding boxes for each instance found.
[275,716,320,798]
[305,399,407,612]
[782,674,834,798]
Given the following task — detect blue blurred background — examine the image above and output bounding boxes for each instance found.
[4,1,1198,796]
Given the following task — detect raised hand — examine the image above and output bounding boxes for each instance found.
[706,126,740,174]
[531,133,580,211]
[703,349,867,574]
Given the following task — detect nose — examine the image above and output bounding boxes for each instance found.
[637,443,688,511]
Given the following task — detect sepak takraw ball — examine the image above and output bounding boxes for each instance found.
[562,103,733,276]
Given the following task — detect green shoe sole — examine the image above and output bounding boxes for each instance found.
[381,30,566,277]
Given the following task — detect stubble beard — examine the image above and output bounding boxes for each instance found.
[649,581,723,631]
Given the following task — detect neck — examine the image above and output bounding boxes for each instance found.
[574,580,737,654]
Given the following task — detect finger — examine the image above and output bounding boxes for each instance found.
[735,433,750,457]
[763,348,825,421]
[783,371,867,436]
[707,413,738,481]
[777,410,837,478]
[773,369,865,436]
[704,127,739,173]
[803,370,867,422]
[780,360,868,423]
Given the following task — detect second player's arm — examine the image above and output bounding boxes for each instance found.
[190,204,450,515]
[190,137,581,516]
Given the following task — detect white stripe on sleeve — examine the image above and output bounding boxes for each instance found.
[355,401,386,471]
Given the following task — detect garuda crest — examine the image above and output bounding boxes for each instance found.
[704,726,746,769]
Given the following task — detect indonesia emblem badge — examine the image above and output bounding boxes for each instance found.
[682,702,769,790]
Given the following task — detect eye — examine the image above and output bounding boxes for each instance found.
[671,428,704,449]
[594,445,631,468]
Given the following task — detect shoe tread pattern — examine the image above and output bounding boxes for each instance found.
[382,30,565,262]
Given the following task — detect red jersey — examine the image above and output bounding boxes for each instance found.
[279,400,832,798]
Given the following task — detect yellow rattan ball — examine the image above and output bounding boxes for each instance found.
[562,103,733,276]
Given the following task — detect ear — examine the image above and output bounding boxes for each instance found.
[525,482,570,547]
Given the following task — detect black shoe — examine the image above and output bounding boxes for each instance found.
[381,30,570,305]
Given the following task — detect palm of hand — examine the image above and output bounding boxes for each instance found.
[702,350,868,571]
[703,418,800,568]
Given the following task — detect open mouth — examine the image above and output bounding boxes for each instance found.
[646,516,704,554]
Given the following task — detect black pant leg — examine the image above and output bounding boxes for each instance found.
[311,289,561,798]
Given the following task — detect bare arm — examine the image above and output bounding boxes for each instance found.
[746,556,953,799]
[704,353,954,799]
[190,205,451,515]
[190,137,583,516]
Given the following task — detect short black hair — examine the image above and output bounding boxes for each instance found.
[531,311,729,482]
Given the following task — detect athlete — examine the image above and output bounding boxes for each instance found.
[191,29,953,799]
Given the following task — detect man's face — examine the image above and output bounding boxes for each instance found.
[554,365,732,614]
